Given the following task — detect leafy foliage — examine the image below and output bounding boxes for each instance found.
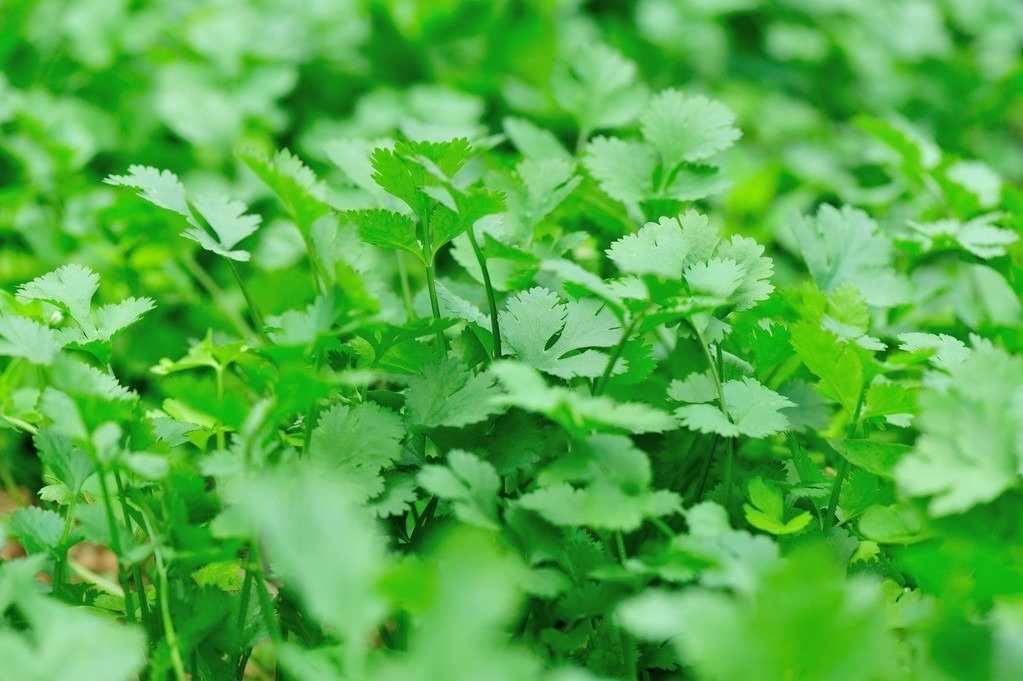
[3,2,1023,680]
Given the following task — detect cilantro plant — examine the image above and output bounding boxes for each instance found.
[4,2,1023,680]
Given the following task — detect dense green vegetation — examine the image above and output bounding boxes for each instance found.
[3,1,1023,679]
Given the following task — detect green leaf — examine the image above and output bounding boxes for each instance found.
[619,545,899,681]
[584,137,657,205]
[491,361,676,435]
[0,315,62,365]
[0,595,146,681]
[419,450,501,530]
[552,43,649,135]
[639,88,741,170]
[348,209,423,260]
[667,371,718,404]
[500,288,624,380]
[606,213,700,279]
[790,204,909,307]
[184,193,262,261]
[676,377,793,439]
[894,345,1023,516]
[743,477,812,535]
[9,506,67,554]
[94,297,156,340]
[235,469,387,662]
[18,264,99,334]
[858,504,927,544]
[35,428,95,495]
[828,439,911,479]
[406,358,504,429]
[789,321,864,415]
[503,116,571,161]
[308,402,405,503]
[671,502,780,593]
[370,147,432,218]
[237,148,330,235]
[104,165,191,217]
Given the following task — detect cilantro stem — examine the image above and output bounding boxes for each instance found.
[228,260,270,344]
[465,225,503,359]
[594,312,642,396]
[420,211,449,353]
[299,233,331,295]
[694,325,729,420]
[53,494,78,595]
[692,323,739,504]
[114,472,148,623]
[96,467,138,625]
[249,543,282,641]
[181,252,256,341]
[140,507,188,681]
[824,403,863,532]
[424,260,448,353]
[649,516,675,539]
[614,530,628,565]
[692,434,720,503]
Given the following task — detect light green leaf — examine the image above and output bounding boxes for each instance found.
[419,450,501,530]
[790,204,909,307]
[500,288,624,380]
[491,361,676,434]
[406,359,504,429]
[790,321,864,415]
[104,165,191,217]
[894,345,1023,516]
[743,477,812,535]
[552,43,649,135]
[677,377,793,438]
[308,402,405,503]
[0,316,62,365]
[828,439,911,479]
[238,148,330,235]
[584,137,657,205]
[348,209,422,260]
[18,264,99,334]
[184,193,262,261]
[639,89,741,170]
[35,428,94,495]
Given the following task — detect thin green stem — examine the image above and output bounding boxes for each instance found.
[594,312,642,396]
[114,473,146,623]
[692,323,737,504]
[694,325,728,419]
[215,366,227,451]
[824,404,864,532]
[612,531,638,681]
[140,509,187,681]
[96,468,136,624]
[614,531,628,566]
[181,253,255,340]
[70,558,124,595]
[692,434,720,503]
[649,516,675,539]
[419,212,449,353]
[53,494,78,594]
[249,544,282,642]
[299,232,330,294]
[465,226,503,359]
[228,261,269,344]
[424,260,447,353]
